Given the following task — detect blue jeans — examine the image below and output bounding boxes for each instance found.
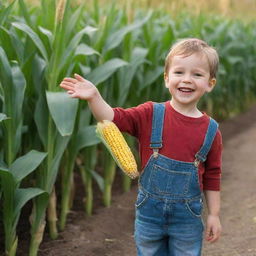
[135,188,204,256]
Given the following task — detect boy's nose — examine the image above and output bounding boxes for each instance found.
[182,74,192,83]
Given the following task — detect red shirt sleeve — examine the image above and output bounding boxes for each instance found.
[112,101,153,138]
[202,129,223,191]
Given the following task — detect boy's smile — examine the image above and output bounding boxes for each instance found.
[164,53,216,116]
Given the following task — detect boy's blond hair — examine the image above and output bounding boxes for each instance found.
[164,38,219,79]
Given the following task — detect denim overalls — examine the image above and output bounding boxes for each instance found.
[134,103,218,256]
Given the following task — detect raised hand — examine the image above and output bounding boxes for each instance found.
[60,74,98,101]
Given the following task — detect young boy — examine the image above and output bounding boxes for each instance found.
[60,38,222,256]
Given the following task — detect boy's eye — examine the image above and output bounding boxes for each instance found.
[174,71,183,74]
[194,73,203,77]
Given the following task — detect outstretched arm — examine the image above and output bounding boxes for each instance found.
[204,190,222,243]
[60,74,114,121]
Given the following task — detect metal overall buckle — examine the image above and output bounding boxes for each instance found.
[194,158,200,167]
[153,148,159,158]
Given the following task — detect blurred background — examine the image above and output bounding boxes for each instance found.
[23,0,256,21]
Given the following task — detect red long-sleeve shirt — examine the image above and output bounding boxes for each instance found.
[113,101,222,191]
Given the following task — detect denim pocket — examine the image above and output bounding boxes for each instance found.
[135,190,148,209]
[185,198,203,218]
[151,164,191,196]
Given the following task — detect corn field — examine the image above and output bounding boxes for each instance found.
[0,0,256,255]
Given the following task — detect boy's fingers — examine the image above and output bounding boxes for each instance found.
[205,228,213,240]
[206,229,221,243]
[60,81,75,89]
[209,234,219,243]
[74,73,86,82]
[205,227,211,237]
[63,77,77,83]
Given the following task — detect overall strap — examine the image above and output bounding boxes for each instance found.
[195,118,219,164]
[150,103,165,151]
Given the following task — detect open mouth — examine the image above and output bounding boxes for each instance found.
[178,87,195,93]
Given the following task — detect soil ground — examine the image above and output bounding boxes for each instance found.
[2,105,256,256]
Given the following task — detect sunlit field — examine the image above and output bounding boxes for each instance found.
[19,0,256,21]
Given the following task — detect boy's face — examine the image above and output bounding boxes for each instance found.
[164,53,216,111]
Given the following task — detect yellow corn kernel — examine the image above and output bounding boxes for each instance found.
[96,120,139,179]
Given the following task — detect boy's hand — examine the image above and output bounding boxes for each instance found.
[60,74,98,101]
[205,214,222,243]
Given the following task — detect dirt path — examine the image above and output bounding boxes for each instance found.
[21,106,256,256]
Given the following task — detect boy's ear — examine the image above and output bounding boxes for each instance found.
[164,72,169,88]
[207,78,216,92]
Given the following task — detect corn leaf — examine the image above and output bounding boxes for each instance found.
[0,168,15,228]
[0,164,47,255]
[87,58,128,85]
[140,66,163,90]
[65,3,85,39]
[48,135,70,190]
[14,188,47,218]
[117,47,148,105]
[18,0,32,27]
[76,125,100,152]
[0,46,12,90]
[38,26,54,47]
[12,22,48,61]
[33,56,48,147]
[87,168,104,192]
[12,63,26,114]
[0,27,14,60]
[59,26,98,71]
[46,92,78,136]
[8,28,25,64]
[75,43,100,57]
[10,150,47,184]
[0,0,15,26]
[104,11,152,52]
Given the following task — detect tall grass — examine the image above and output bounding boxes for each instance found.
[0,0,256,255]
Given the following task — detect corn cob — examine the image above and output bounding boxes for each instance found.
[96,120,139,179]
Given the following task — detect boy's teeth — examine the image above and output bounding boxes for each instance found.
[178,88,193,92]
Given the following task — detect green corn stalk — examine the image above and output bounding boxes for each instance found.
[0,46,48,256]
[79,145,101,216]
[82,165,94,215]
[0,48,25,167]
[59,123,100,230]
[59,148,76,231]
[0,151,48,256]
[7,0,79,253]
[102,150,116,207]
[25,1,105,252]
[122,173,132,193]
